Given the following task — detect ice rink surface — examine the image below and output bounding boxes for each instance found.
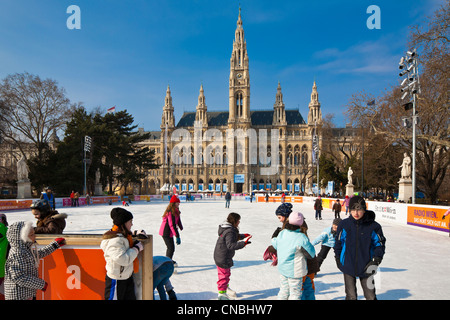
[5,199,450,300]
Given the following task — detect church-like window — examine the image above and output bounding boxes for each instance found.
[236,92,243,117]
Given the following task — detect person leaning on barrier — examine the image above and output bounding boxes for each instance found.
[30,199,67,234]
[101,208,144,300]
[4,221,65,300]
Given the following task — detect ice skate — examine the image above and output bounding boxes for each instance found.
[218,291,230,300]
[172,260,178,274]
[227,286,237,299]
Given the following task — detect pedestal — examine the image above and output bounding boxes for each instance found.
[346,184,354,197]
[398,179,412,202]
[94,183,103,196]
[17,180,32,199]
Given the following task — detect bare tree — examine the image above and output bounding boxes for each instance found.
[344,3,449,202]
[0,72,73,159]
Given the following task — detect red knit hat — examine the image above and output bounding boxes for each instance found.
[170,195,180,203]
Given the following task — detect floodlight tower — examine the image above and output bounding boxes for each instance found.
[84,136,92,196]
[398,49,420,204]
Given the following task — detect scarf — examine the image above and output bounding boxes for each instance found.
[112,225,139,273]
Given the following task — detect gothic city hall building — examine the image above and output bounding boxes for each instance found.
[140,9,323,195]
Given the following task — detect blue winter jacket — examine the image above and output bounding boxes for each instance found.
[334,210,386,278]
[271,229,315,279]
[311,226,336,248]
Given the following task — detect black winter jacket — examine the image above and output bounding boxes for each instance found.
[213,222,245,269]
[334,210,386,278]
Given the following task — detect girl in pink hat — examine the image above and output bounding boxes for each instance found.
[271,212,315,300]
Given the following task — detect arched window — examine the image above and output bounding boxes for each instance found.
[236,92,243,117]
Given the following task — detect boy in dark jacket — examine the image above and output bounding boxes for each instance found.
[314,196,323,220]
[334,196,386,300]
[213,212,251,300]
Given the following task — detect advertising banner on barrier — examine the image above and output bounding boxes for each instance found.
[0,199,33,210]
[369,202,407,225]
[407,206,449,232]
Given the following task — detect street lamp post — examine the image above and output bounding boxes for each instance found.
[399,49,420,204]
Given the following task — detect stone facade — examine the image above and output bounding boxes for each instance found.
[138,9,324,195]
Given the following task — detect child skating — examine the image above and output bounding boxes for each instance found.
[271,211,315,300]
[263,202,292,266]
[159,195,183,270]
[312,218,342,270]
[213,212,252,300]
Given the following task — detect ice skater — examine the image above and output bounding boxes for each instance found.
[225,191,231,208]
[159,195,183,266]
[332,199,342,219]
[30,199,67,234]
[263,202,293,266]
[312,218,341,269]
[299,220,320,300]
[314,195,323,220]
[271,212,315,300]
[334,196,386,300]
[213,212,252,300]
[101,208,144,300]
[344,195,350,215]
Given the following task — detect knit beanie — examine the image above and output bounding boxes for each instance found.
[348,195,366,211]
[288,211,304,227]
[110,207,133,226]
[333,218,342,226]
[275,203,293,217]
[170,195,180,203]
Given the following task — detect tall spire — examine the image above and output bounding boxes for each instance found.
[161,85,175,128]
[196,84,208,127]
[273,82,286,125]
[307,80,322,125]
[229,7,250,125]
[237,5,242,27]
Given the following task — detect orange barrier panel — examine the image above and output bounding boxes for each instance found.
[36,234,153,300]
[407,206,449,232]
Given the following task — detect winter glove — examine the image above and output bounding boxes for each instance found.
[42,282,48,292]
[52,238,66,249]
[363,257,382,277]
[244,235,252,246]
[134,241,144,252]
[335,256,342,270]
[133,230,148,239]
[176,237,181,245]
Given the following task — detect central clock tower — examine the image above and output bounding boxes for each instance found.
[228,7,250,126]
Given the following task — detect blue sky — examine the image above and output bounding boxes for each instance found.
[0,0,444,132]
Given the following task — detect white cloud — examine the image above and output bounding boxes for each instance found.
[313,36,403,75]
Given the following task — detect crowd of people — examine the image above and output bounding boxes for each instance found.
[0,192,387,301]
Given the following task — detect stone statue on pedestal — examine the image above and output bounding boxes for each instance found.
[17,155,31,199]
[399,153,412,180]
[347,167,353,185]
[17,155,29,181]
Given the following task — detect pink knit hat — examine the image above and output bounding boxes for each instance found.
[288,212,304,227]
